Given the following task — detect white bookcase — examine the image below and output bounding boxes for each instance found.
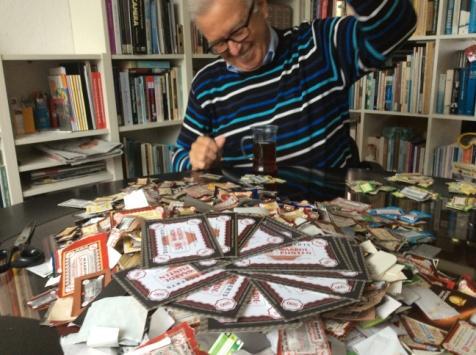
[353,0,476,175]
[0,54,123,204]
[2,0,468,205]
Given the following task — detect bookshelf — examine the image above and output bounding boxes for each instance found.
[2,0,471,204]
[22,171,113,198]
[14,129,110,146]
[353,0,476,176]
[0,54,123,205]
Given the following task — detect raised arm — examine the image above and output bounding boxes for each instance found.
[326,0,417,85]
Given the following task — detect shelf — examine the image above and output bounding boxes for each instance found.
[1,54,102,61]
[119,120,183,132]
[439,34,476,40]
[111,54,185,60]
[433,113,476,121]
[361,110,429,118]
[409,35,437,41]
[18,152,64,172]
[192,54,218,59]
[14,129,109,146]
[22,171,112,198]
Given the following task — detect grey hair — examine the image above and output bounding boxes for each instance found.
[188,0,253,21]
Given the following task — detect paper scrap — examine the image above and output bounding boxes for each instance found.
[74,296,148,346]
[27,258,53,278]
[86,326,119,348]
[46,296,75,323]
[124,189,149,210]
[366,251,397,276]
[413,287,460,320]
[58,199,92,208]
[108,247,122,269]
[376,295,402,320]
[148,308,175,339]
[45,275,61,288]
[351,326,406,355]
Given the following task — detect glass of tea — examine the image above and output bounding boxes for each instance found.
[240,125,278,175]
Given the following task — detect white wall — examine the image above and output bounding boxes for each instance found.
[0,0,107,54]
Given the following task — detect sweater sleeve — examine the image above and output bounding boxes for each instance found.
[316,0,417,86]
[171,86,213,172]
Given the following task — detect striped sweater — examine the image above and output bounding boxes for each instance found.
[172,0,417,172]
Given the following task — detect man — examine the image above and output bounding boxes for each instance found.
[172,0,416,172]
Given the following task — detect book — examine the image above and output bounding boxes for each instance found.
[130,0,147,54]
[450,68,461,114]
[105,0,117,54]
[459,0,471,34]
[437,73,447,113]
[443,69,455,114]
[91,71,107,129]
[119,0,133,54]
[446,0,456,34]
[464,60,476,114]
[48,67,76,131]
[0,165,11,207]
[469,0,476,32]
[458,65,469,114]
[61,62,95,130]
[111,0,122,54]
[452,0,462,35]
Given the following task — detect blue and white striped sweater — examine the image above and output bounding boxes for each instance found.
[172,0,417,172]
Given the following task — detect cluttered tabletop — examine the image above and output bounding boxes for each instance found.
[1,167,476,355]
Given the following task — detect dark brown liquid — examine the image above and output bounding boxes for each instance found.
[253,141,277,175]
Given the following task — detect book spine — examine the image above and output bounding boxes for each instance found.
[83,62,97,129]
[142,75,151,121]
[105,0,116,54]
[128,73,138,124]
[450,68,461,114]
[443,69,454,114]
[146,76,157,121]
[464,61,476,114]
[446,0,455,34]
[91,72,107,129]
[384,76,393,111]
[120,0,133,54]
[437,73,446,113]
[119,72,133,125]
[459,0,471,34]
[150,0,159,53]
[154,76,163,121]
[130,0,146,54]
[138,76,147,122]
[431,0,439,34]
[0,165,11,207]
[452,0,462,35]
[144,0,151,54]
[458,66,469,114]
[65,76,79,131]
[470,0,476,32]
[111,0,122,54]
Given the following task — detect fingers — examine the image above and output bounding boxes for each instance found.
[190,136,224,170]
[214,135,226,149]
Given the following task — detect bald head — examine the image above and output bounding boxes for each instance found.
[188,0,253,21]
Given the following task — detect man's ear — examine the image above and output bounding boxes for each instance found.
[257,0,269,19]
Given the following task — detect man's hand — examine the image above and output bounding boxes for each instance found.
[190,135,226,170]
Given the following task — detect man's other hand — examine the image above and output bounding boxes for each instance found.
[190,135,226,170]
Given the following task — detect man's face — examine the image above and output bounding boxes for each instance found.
[196,0,270,72]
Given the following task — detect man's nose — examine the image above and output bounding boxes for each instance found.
[227,40,242,56]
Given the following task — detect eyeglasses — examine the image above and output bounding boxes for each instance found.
[207,0,256,55]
